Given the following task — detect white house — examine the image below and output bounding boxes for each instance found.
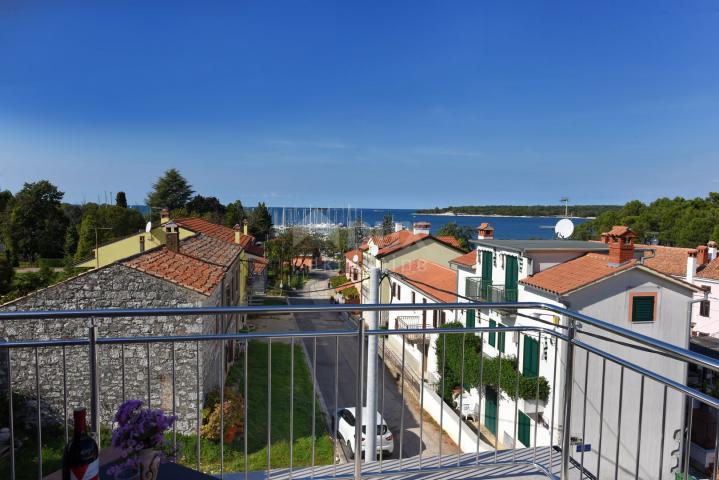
[385,258,458,384]
[452,225,700,479]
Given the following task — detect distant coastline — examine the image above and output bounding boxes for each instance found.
[417,211,596,220]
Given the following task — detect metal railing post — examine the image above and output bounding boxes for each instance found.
[354,317,365,479]
[89,325,101,444]
[560,318,576,480]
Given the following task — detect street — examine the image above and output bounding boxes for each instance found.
[289,268,459,462]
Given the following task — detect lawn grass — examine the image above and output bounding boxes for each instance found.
[0,341,332,478]
[175,340,333,473]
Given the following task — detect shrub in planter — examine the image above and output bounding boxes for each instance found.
[201,389,245,444]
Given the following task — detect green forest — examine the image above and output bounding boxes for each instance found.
[0,169,273,302]
[416,204,620,218]
[572,193,719,247]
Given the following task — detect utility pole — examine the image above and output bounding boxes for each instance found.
[365,267,380,461]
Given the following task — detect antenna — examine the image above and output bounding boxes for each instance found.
[554,218,575,239]
[560,197,570,217]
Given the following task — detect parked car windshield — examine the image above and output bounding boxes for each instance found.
[362,424,388,435]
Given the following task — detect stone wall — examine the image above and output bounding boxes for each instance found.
[0,264,225,434]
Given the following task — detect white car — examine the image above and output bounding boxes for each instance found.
[335,407,394,459]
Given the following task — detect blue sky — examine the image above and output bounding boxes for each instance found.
[1,1,718,208]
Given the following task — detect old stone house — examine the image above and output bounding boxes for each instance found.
[0,224,244,434]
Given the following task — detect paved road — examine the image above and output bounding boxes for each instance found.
[289,269,457,461]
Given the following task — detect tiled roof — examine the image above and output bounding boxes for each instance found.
[436,236,462,249]
[450,250,477,267]
[175,217,265,257]
[636,244,696,277]
[606,225,635,237]
[252,257,268,275]
[520,253,637,295]
[364,230,462,257]
[478,222,494,231]
[123,248,225,296]
[175,218,235,243]
[345,248,363,264]
[391,259,457,303]
[180,234,242,267]
[699,258,719,281]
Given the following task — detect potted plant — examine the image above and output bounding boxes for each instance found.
[108,400,176,480]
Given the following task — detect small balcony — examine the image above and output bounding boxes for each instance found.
[395,316,430,344]
[466,278,518,303]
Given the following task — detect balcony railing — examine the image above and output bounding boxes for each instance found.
[0,301,717,480]
[465,278,518,303]
[395,316,428,344]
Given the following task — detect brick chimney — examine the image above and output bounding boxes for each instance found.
[160,208,171,225]
[164,220,180,253]
[604,226,636,264]
[477,223,494,240]
[139,235,145,253]
[687,249,698,283]
[243,218,249,236]
[709,241,718,261]
[233,224,242,244]
[413,221,430,235]
[697,245,709,266]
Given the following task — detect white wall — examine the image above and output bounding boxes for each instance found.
[691,277,719,336]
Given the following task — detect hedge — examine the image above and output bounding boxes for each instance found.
[435,322,550,403]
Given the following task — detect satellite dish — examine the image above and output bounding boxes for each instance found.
[145,221,152,233]
[555,218,574,239]
[352,254,359,263]
[369,244,379,256]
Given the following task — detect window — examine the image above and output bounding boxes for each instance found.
[391,282,396,298]
[498,323,506,352]
[522,335,539,377]
[397,284,401,301]
[466,309,476,329]
[488,319,496,347]
[433,310,438,328]
[518,411,531,447]
[700,300,710,318]
[411,291,416,303]
[630,293,656,323]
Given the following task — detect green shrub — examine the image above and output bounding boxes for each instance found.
[329,275,349,289]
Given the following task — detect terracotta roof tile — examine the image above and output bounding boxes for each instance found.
[345,248,363,264]
[436,236,463,249]
[450,250,477,267]
[699,258,719,281]
[252,257,268,275]
[520,253,637,295]
[391,259,457,303]
[180,234,242,267]
[636,244,695,277]
[123,248,225,295]
[175,217,265,257]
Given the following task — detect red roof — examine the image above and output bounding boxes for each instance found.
[123,248,225,296]
[252,257,268,275]
[391,259,457,303]
[699,258,719,281]
[450,250,477,267]
[345,248,363,264]
[436,236,462,249]
[363,230,462,257]
[637,244,696,277]
[175,218,264,257]
[180,234,242,267]
[520,253,637,295]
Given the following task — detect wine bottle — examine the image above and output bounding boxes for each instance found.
[62,407,99,480]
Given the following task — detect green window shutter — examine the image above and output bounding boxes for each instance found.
[489,319,496,347]
[467,309,476,329]
[498,323,505,353]
[523,336,539,377]
[505,256,519,302]
[518,411,531,447]
[481,251,493,283]
[632,296,655,323]
[485,387,498,435]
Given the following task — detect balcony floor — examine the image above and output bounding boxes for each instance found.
[226,447,580,479]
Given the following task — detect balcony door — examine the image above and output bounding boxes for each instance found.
[485,386,498,436]
[505,256,518,302]
[481,251,493,298]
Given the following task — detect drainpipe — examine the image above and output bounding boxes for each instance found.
[637,248,656,265]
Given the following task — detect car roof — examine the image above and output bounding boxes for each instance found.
[342,407,386,426]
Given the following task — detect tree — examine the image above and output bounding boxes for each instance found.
[248,202,273,241]
[225,200,247,228]
[146,168,194,210]
[74,203,145,260]
[115,191,128,208]
[0,252,13,294]
[187,195,226,216]
[5,180,68,261]
[381,213,394,235]
[436,221,474,250]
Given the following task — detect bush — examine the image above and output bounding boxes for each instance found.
[201,388,245,444]
[435,323,550,402]
[329,275,349,289]
[340,286,359,303]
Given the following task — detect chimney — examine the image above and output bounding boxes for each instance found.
[164,220,180,253]
[139,234,145,253]
[243,218,249,236]
[687,249,698,283]
[160,208,171,225]
[477,223,494,240]
[413,221,430,235]
[708,241,717,262]
[234,224,242,244]
[394,222,405,233]
[605,226,636,264]
[697,245,709,266]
